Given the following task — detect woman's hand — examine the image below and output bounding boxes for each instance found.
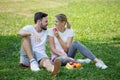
[60,53,67,57]
[53,28,60,38]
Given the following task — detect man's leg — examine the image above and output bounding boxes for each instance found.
[39,58,61,76]
[21,36,40,71]
[22,36,33,60]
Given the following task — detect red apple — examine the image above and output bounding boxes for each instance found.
[72,62,77,68]
[53,28,57,32]
[69,61,74,65]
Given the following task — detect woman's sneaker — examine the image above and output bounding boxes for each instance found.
[95,60,108,69]
[30,59,40,71]
[76,58,91,64]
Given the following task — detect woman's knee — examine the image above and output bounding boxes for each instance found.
[72,41,79,46]
[73,41,79,44]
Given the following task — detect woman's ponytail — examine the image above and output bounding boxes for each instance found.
[66,21,71,29]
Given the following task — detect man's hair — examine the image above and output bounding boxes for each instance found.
[34,12,48,24]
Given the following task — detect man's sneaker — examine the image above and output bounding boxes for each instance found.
[52,59,61,76]
[18,63,30,68]
[95,60,108,69]
[76,58,91,64]
[30,59,40,71]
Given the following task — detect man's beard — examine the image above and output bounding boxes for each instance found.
[41,26,47,30]
[40,24,47,30]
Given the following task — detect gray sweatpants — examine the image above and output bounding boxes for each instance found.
[67,41,96,60]
[53,41,96,66]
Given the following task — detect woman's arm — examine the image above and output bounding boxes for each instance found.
[53,29,73,52]
[56,36,73,52]
[48,35,66,56]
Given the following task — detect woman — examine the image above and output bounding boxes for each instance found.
[48,13,108,69]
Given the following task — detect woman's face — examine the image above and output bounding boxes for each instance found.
[54,18,64,27]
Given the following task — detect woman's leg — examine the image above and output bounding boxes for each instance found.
[55,57,75,66]
[67,41,96,60]
[68,41,108,69]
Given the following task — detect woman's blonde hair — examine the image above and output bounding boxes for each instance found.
[55,14,71,29]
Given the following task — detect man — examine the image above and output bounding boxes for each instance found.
[18,12,61,76]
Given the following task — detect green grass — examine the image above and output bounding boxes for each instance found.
[0,0,120,80]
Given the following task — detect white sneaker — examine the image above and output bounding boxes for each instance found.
[30,60,40,71]
[76,58,91,63]
[95,60,108,69]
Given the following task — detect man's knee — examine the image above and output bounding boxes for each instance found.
[39,58,50,67]
[21,36,31,46]
[22,36,31,42]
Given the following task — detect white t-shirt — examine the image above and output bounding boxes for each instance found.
[22,25,48,53]
[48,28,74,60]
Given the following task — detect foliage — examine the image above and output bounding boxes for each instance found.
[0,0,120,80]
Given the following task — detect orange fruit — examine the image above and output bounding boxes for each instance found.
[75,63,82,68]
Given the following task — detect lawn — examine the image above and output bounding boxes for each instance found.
[0,0,120,80]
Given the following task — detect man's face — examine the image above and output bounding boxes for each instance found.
[40,17,48,30]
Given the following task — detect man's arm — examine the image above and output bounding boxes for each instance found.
[18,29,31,37]
[18,29,41,42]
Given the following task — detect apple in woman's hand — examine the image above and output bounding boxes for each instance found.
[53,28,57,32]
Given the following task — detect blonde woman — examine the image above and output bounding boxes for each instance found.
[48,13,108,69]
